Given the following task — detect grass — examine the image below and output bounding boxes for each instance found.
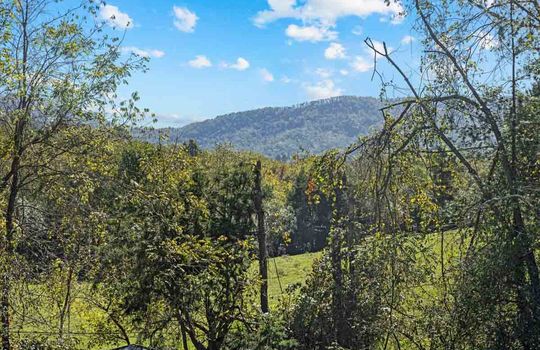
[12,252,321,349]
[14,231,465,349]
[265,252,321,305]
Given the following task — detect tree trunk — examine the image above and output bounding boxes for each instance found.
[331,174,347,346]
[511,205,540,349]
[330,226,344,344]
[254,160,269,313]
[1,121,23,350]
[181,324,189,350]
[1,160,20,350]
[59,266,74,338]
[2,3,29,346]
[0,281,10,350]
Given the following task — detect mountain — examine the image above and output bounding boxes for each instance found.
[148,96,384,158]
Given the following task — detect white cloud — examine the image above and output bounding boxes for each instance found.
[149,50,166,58]
[153,113,204,127]
[173,6,198,32]
[304,79,343,100]
[253,0,298,27]
[340,69,349,76]
[100,4,133,29]
[270,0,297,12]
[315,68,333,78]
[156,113,182,124]
[365,40,393,59]
[285,24,337,42]
[324,42,346,59]
[348,41,386,74]
[222,57,251,71]
[188,55,212,68]
[478,31,499,50]
[401,35,415,45]
[351,56,374,72]
[260,68,275,82]
[379,12,405,24]
[254,0,403,27]
[352,26,363,36]
[390,13,405,24]
[281,76,292,83]
[122,47,165,58]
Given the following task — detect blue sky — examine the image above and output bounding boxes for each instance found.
[99,0,420,127]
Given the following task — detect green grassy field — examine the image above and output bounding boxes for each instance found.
[15,231,464,349]
[265,252,321,305]
[12,252,321,349]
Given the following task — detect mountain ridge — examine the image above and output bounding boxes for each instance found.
[143,96,384,158]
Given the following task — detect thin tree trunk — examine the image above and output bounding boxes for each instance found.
[181,323,189,350]
[59,266,73,338]
[1,116,24,350]
[1,152,20,350]
[2,3,29,346]
[254,160,269,313]
[0,279,10,350]
[331,174,347,346]
[508,1,540,343]
[511,205,540,350]
[330,227,344,344]
[109,314,130,346]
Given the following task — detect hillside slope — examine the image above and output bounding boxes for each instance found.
[155,96,384,158]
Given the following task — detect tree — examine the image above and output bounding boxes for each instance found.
[359,0,540,346]
[0,0,145,347]
[288,169,331,254]
[254,160,269,313]
[98,145,258,350]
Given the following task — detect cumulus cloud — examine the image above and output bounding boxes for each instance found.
[222,57,251,71]
[324,42,346,59]
[122,47,165,58]
[304,79,343,100]
[260,68,275,82]
[315,68,333,78]
[340,69,349,76]
[188,55,212,68]
[253,0,299,27]
[100,4,133,29]
[347,40,389,74]
[351,56,374,72]
[173,6,198,32]
[401,35,415,45]
[254,0,403,27]
[285,24,337,42]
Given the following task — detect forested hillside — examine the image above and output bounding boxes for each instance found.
[148,96,383,158]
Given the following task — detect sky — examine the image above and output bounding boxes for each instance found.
[98,0,421,127]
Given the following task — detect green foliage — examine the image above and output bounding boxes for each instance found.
[287,169,331,254]
[225,313,298,350]
[141,96,383,158]
[16,337,79,350]
[93,145,259,349]
[289,249,384,350]
[1,1,540,350]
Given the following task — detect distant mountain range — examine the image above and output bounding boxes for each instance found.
[139,96,384,158]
